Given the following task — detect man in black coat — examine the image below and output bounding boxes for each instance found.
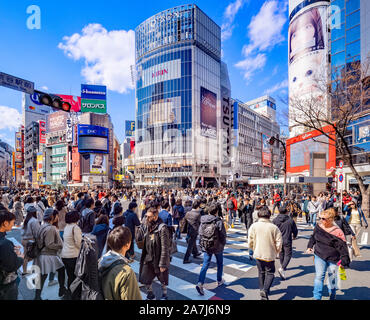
[0,209,23,300]
[183,200,202,264]
[242,198,254,236]
[273,206,298,280]
[137,206,170,300]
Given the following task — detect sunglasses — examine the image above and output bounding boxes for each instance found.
[319,217,331,221]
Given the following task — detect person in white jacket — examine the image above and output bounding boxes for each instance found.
[60,210,82,295]
[248,206,282,300]
[307,196,321,228]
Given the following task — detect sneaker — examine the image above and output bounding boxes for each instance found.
[58,287,67,297]
[329,292,336,300]
[278,268,286,280]
[146,291,155,300]
[260,290,268,300]
[193,253,202,259]
[160,294,168,300]
[217,279,225,286]
[48,280,58,287]
[183,260,192,264]
[196,284,204,296]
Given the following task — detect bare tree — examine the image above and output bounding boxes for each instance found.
[288,57,370,216]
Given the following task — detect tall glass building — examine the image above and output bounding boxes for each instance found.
[134,5,230,187]
[330,0,370,188]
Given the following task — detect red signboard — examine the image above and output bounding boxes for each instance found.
[38,120,46,145]
[56,94,81,113]
[71,147,81,182]
[286,125,336,174]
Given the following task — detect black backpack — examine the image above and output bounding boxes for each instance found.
[75,199,86,213]
[227,199,234,209]
[199,219,219,252]
[70,234,103,300]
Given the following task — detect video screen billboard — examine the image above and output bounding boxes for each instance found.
[77,124,109,154]
[200,87,217,139]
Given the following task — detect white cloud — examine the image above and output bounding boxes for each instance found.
[235,0,288,81]
[234,54,267,81]
[58,23,135,94]
[221,0,246,41]
[264,79,288,95]
[41,86,49,91]
[0,106,21,131]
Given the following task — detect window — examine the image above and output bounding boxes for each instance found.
[346,10,360,30]
[332,51,345,68]
[346,40,360,59]
[331,37,345,55]
[346,0,360,15]
[346,25,360,44]
[332,24,345,41]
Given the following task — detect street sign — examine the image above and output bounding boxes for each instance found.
[339,160,344,169]
[339,174,344,183]
[0,72,34,94]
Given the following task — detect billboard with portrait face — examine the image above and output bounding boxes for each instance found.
[90,153,107,175]
[200,87,217,139]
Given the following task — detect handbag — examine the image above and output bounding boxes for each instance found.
[352,238,361,257]
[179,218,188,234]
[135,225,145,250]
[170,234,178,255]
[361,232,368,246]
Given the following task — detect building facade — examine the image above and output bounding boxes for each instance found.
[232,97,281,181]
[24,121,40,185]
[330,0,370,190]
[135,4,226,187]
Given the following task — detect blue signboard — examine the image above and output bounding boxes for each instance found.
[125,121,135,137]
[81,84,107,101]
[78,124,109,154]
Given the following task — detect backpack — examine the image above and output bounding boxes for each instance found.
[70,234,104,300]
[27,224,49,259]
[227,199,234,210]
[199,219,219,252]
[8,199,14,210]
[173,207,180,219]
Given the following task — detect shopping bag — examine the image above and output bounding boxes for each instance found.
[360,232,368,246]
[224,221,229,232]
[347,243,354,261]
[339,266,347,281]
[352,238,361,257]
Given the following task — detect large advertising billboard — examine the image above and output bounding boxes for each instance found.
[81,99,107,114]
[23,93,51,128]
[71,147,81,182]
[287,125,336,174]
[200,87,217,139]
[38,120,46,145]
[47,111,68,133]
[77,124,109,154]
[36,154,43,182]
[262,134,271,167]
[81,84,107,114]
[90,154,107,175]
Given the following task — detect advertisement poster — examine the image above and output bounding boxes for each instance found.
[125,121,135,137]
[56,94,81,113]
[81,84,107,100]
[90,154,107,174]
[262,134,271,167]
[47,111,68,133]
[36,154,43,181]
[288,5,328,100]
[81,99,107,114]
[200,87,217,139]
[72,147,81,182]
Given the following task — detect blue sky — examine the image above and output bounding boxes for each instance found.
[0,0,289,147]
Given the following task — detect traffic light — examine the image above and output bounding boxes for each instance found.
[35,90,71,112]
[268,136,276,145]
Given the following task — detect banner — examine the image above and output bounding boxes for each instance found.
[38,120,46,144]
[56,94,81,113]
[125,121,135,137]
[47,111,68,133]
[90,154,107,175]
[200,87,217,139]
[262,134,271,167]
[81,99,107,114]
[81,84,107,100]
[72,147,81,182]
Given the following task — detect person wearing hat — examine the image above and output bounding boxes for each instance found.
[33,208,66,300]
[21,206,40,275]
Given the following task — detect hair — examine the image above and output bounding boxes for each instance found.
[175,198,182,206]
[112,215,125,229]
[257,206,271,219]
[36,196,41,202]
[129,202,137,211]
[0,209,16,227]
[25,196,34,204]
[207,203,218,216]
[114,204,123,216]
[147,206,159,215]
[95,200,102,208]
[77,192,84,199]
[44,209,59,222]
[85,198,94,209]
[55,200,65,211]
[96,214,109,226]
[321,208,336,220]
[279,206,288,214]
[107,226,132,252]
[23,210,37,229]
[192,199,201,209]
[65,210,80,224]
[350,201,357,208]
[161,200,170,209]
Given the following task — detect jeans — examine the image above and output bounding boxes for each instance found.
[279,243,293,270]
[174,218,181,239]
[310,213,317,227]
[61,258,77,289]
[184,233,199,262]
[313,254,338,300]
[256,259,275,295]
[198,251,223,284]
[272,202,280,215]
[228,211,235,227]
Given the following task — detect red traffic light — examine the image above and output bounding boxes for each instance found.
[62,102,71,112]
[36,90,71,112]
[268,137,276,145]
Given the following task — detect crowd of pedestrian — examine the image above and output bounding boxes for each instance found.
[0,185,367,301]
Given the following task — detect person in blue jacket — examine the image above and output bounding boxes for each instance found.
[124,202,141,261]
[158,200,173,227]
[91,214,110,259]
[172,199,185,239]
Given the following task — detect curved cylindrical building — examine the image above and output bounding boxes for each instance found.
[135,4,229,187]
[288,0,330,138]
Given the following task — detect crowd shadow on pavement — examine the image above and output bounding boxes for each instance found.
[340,286,370,300]
[270,285,313,300]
